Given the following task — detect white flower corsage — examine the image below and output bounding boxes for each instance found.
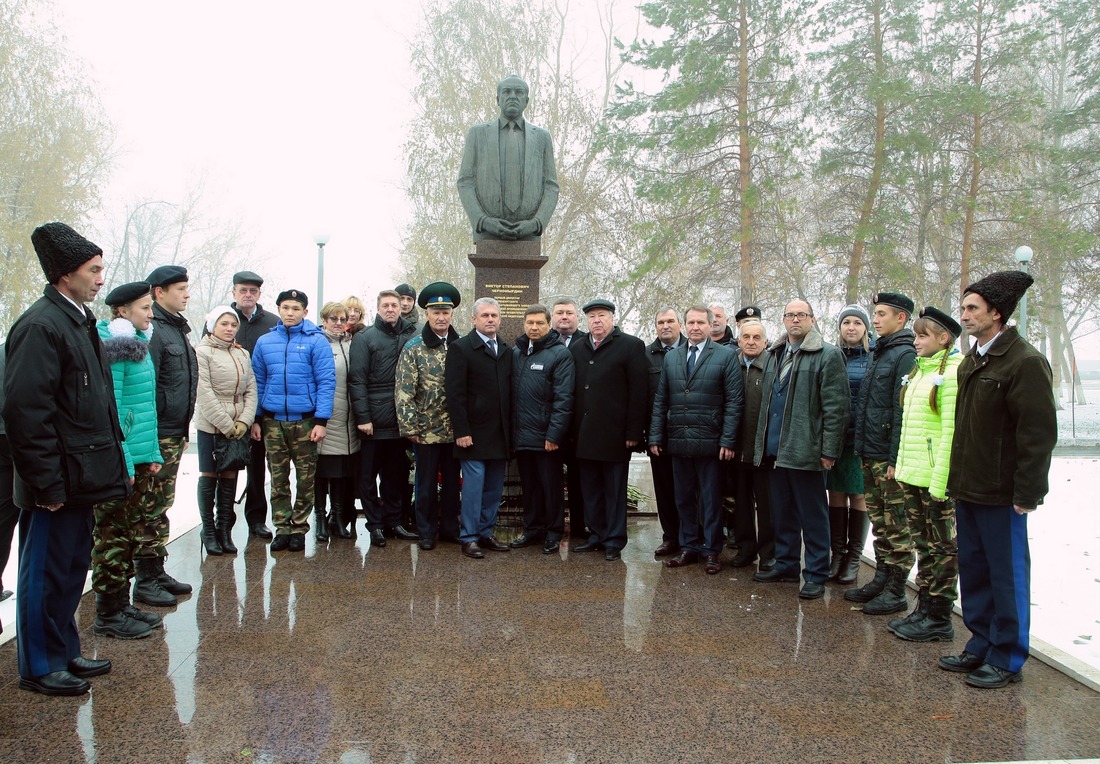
[900,376,911,387]
[931,374,944,386]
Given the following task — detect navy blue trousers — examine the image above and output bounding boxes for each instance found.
[769,466,830,584]
[956,499,1031,672]
[413,442,461,542]
[577,459,628,551]
[16,504,94,679]
[672,455,723,556]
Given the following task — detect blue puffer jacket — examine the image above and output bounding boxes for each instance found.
[98,318,164,478]
[252,319,336,423]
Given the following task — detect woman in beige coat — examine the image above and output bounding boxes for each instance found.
[196,306,258,555]
[316,301,361,541]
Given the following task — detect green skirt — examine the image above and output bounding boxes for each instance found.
[827,444,864,494]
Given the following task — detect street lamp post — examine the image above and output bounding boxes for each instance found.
[1014,245,1033,338]
[314,234,330,308]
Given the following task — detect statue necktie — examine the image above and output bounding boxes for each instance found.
[504,122,522,214]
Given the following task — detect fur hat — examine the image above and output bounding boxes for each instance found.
[963,270,1034,320]
[31,222,103,284]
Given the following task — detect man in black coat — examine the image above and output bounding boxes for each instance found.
[229,270,280,539]
[551,297,588,537]
[3,222,129,695]
[511,305,574,554]
[349,290,417,546]
[650,306,743,575]
[570,299,648,561]
[645,306,685,556]
[446,297,512,559]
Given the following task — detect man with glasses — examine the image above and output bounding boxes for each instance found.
[751,301,849,599]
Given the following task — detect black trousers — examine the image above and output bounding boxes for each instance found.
[648,450,678,544]
[0,435,18,590]
[577,459,628,551]
[733,462,774,562]
[516,449,565,541]
[413,442,461,542]
[360,437,410,531]
[242,437,270,528]
[769,466,830,584]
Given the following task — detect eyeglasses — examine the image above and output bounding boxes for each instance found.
[325,316,348,323]
[783,312,811,320]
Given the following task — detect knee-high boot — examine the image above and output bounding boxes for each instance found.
[197,476,222,555]
[331,477,354,539]
[315,476,331,541]
[838,508,870,585]
[216,476,239,554]
[827,506,847,580]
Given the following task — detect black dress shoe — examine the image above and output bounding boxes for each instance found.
[653,541,679,556]
[729,551,756,568]
[938,651,985,673]
[704,555,722,575]
[390,525,420,541]
[666,551,700,568]
[604,548,621,561]
[369,529,387,548]
[757,558,776,571]
[753,568,799,583]
[479,536,511,552]
[287,534,305,552]
[510,533,541,548]
[542,539,560,555]
[571,541,602,553]
[69,656,112,678]
[19,670,89,696]
[462,541,485,559]
[249,524,274,540]
[270,534,291,552]
[419,539,436,550]
[799,582,825,599]
[965,663,1022,689]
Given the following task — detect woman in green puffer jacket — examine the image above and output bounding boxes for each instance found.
[890,306,963,644]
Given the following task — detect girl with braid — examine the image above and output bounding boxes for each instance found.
[889,306,963,642]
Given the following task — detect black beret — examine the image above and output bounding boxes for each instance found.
[146,265,188,288]
[417,282,461,309]
[395,283,417,299]
[735,305,762,322]
[581,298,616,314]
[918,306,962,337]
[31,222,103,284]
[964,270,1034,321]
[276,289,308,307]
[873,291,915,315]
[104,281,152,308]
[233,270,264,286]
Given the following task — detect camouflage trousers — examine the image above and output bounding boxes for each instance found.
[862,459,914,570]
[901,482,959,601]
[135,436,186,560]
[92,464,158,594]
[263,418,318,536]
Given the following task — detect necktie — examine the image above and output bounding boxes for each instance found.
[593,338,600,349]
[687,345,697,377]
[488,339,497,357]
[779,348,794,385]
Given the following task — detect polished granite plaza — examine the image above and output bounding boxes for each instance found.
[0,515,1097,764]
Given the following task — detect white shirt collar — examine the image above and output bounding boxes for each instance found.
[976,330,1003,356]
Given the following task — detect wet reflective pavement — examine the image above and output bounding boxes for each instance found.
[0,517,1098,764]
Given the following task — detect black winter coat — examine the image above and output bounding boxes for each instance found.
[649,340,743,458]
[570,328,648,463]
[232,303,279,355]
[2,287,129,507]
[853,328,915,463]
[348,315,416,439]
[446,330,512,460]
[148,301,198,438]
[735,353,767,465]
[645,335,685,446]
[512,330,574,450]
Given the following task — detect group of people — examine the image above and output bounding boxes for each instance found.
[1,221,1057,699]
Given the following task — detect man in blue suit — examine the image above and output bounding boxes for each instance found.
[457,75,559,242]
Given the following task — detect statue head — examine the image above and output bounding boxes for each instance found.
[497,75,530,121]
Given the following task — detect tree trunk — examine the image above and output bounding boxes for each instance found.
[737,0,754,308]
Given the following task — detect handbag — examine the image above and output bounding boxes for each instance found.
[212,433,251,471]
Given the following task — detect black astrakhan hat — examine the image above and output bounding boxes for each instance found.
[417,282,460,309]
[872,291,915,316]
[276,289,308,307]
[581,298,616,314]
[31,222,103,284]
[918,306,962,338]
[146,265,189,288]
[105,281,152,308]
[963,271,1034,321]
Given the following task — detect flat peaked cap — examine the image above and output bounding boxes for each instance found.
[105,281,152,308]
[918,306,962,337]
[31,222,103,284]
[964,270,1034,321]
[582,298,616,314]
[276,289,308,307]
[147,265,188,287]
[418,282,460,309]
[872,291,915,315]
[233,271,264,286]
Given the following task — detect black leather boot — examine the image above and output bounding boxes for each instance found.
[153,557,192,596]
[120,589,163,629]
[888,586,929,634]
[895,595,955,642]
[133,558,177,606]
[837,508,870,584]
[93,591,153,639]
[216,477,239,554]
[197,476,222,555]
[863,564,909,615]
[331,478,354,539]
[844,561,887,602]
[827,506,848,580]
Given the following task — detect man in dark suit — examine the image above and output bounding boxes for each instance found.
[552,297,587,537]
[457,75,559,242]
[446,298,513,559]
[570,299,648,561]
[650,306,743,575]
[645,307,685,556]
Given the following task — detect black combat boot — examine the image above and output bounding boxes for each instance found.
[154,557,192,596]
[133,558,177,607]
[216,477,239,554]
[895,595,955,642]
[827,506,848,581]
[844,560,887,602]
[862,564,909,615]
[837,508,870,585]
[888,586,929,634]
[197,476,222,555]
[93,591,153,639]
[120,588,163,629]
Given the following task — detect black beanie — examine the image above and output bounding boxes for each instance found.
[31,222,103,284]
[964,270,1034,320]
